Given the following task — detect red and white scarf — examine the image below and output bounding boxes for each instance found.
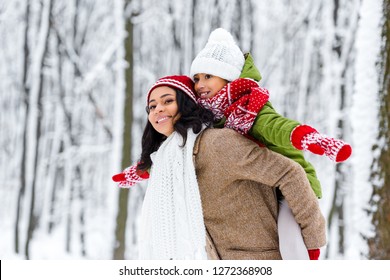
[198,78,270,135]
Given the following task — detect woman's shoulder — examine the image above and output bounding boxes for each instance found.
[196,128,252,153]
[202,127,240,140]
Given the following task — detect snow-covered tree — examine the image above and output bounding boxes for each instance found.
[0,0,386,260]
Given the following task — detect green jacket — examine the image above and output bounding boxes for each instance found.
[238,53,322,198]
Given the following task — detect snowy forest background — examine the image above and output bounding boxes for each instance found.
[0,0,388,260]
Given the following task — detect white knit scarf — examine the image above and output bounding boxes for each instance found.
[138,128,208,260]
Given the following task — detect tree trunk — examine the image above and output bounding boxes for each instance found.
[324,0,359,258]
[15,0,30,255]
[24,0,53,259]
[113,16,134,260]
[368,0,390,259]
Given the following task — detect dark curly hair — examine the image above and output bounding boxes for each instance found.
[137,88,214,171]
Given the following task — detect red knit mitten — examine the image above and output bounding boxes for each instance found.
[291,125,352,162]
[112,164,150,188]
[308,249,320,260]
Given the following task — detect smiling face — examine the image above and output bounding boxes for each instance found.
[193,73,228,99]
[147,86,180,137]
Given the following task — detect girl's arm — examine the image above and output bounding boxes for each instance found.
[250,102,352,163]
[249,103,322,198]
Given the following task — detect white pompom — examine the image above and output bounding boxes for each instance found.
[208,28,235,44]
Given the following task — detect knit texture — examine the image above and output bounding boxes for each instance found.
[198,78,269,134]
[112,164,149,188]
[308,249,320,260]
[146,75,197,104]
[291,124,352,162]
[190,28,245,81]
[138,128,207,260]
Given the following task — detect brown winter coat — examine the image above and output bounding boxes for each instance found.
[193,128,326,260]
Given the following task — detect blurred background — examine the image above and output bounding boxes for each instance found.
[0,0,388,260]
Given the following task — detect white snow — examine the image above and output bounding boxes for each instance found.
[0,0,385,260]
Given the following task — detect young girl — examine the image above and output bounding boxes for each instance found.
[189,28,352,199]
[188,28,351,259]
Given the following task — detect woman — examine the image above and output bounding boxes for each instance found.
[113,75,326,260]
[136,75,215,260]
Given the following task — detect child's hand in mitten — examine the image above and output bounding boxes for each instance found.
[308,249,320,260]
[112,164,149,188]
[291,125,352,162]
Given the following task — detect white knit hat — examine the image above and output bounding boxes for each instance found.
[190,28,245,82]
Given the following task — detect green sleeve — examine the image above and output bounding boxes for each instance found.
[249,102,322,198]
[228,53,322,198]
[249,102,300,148]
[239,53,262,81]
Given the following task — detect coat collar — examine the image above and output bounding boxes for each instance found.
[193,128,208,157]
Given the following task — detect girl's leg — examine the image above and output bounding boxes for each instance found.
[278,198,309,260]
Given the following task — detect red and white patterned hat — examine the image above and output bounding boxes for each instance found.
[146,75,197,104]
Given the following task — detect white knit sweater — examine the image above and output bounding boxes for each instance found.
[138,128,207,260]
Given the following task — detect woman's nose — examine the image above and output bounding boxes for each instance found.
[155,102,164,112]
